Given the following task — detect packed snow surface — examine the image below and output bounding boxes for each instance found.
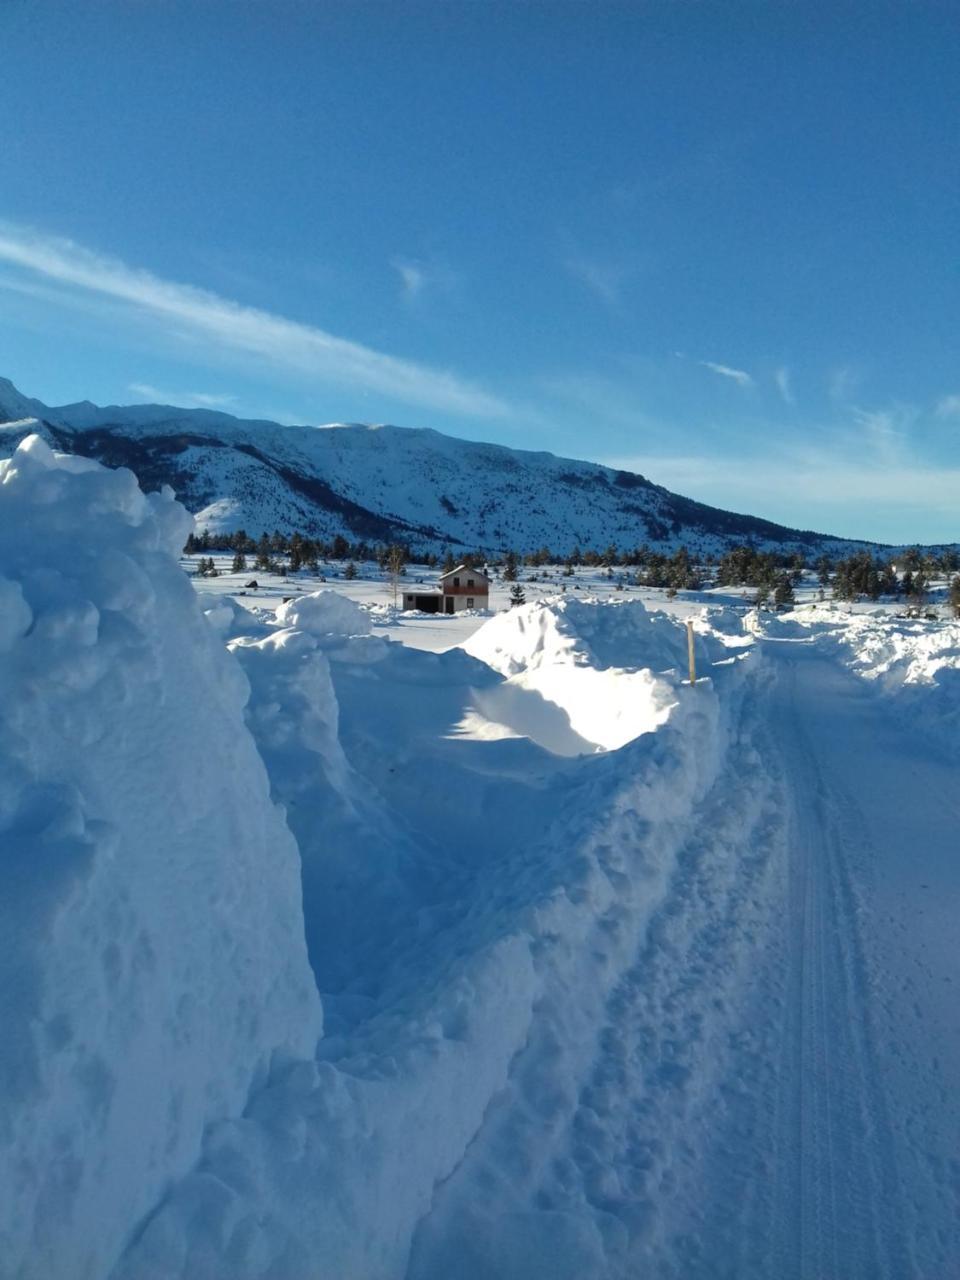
[3,437,960,1278]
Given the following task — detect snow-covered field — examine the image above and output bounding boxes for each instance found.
[184,551,959,653]
[3,435,960,1279]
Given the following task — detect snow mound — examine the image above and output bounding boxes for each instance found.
[463,597,698,753]
[834,615,960,757]
[0,435,321,1280]
[275,588,372,641]
[465,596,688,676]
[201,594,274,641]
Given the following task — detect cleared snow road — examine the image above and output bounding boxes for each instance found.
[660,639,960,1279]
[409,637,960,1280]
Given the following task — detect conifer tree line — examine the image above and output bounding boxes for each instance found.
[184,526,959,606]
[707,544,960,605]
[184,529,420,577]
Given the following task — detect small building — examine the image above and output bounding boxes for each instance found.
[403,564,490,614]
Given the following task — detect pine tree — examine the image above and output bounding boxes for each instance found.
[232,551,247,573]
[509,582,525,608]
[773,572,795,608]
[344,560,358,580]
[950,575,960,618]
[503,551,518,582]
[255,534,272,572]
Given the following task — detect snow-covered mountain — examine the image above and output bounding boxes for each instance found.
[0,375,912,557]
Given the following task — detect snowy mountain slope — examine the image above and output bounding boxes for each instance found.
[0,376,907,557]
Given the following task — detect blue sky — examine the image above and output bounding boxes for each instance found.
[1,1,957,543]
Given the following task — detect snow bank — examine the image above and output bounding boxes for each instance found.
[463,597,729,752]
[0,436,321,1279]
[831,614,960,757]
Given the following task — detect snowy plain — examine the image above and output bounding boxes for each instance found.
[2,435,959,1279]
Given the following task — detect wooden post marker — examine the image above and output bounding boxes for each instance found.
[686,619,696,686]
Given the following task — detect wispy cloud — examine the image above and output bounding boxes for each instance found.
[603,401,952,542]
[564,254,630,306]
[935,393,960,418]
[828,365,860,405]
[774,365,795,406]
[0,223,509,418]
[851,405,914,467]
[128,382,239,410]
[603,446,960,538]
[390,254,458,304]
[699,360,755,389]
[391,257,427,299]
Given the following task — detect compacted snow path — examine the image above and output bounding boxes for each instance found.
[409,637,960,1279]
[776,641,957,1275]
[653,639,960,1279]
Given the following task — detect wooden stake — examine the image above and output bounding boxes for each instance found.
[686,618,696,686]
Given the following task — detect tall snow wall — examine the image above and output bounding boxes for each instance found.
[0,436,322,1279]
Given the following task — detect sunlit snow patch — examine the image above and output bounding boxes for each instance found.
[462,597,696,753]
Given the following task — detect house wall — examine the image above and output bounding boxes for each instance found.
[439,574,489,597]
[444,592,487,612]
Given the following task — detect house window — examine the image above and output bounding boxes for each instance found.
[453,576,460,586]
[466,597,474,607]
[467,578,474,587]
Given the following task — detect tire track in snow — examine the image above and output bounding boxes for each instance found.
[685,644,949,1279]
[772,659,900,1279]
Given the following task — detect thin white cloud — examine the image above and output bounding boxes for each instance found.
[935,393,960,418]
[128,382,238,410]
[774,365,795,406]
[0,223,509,418]
[828,365,859,404]
[565,255,626,306]
[391,257,427,299]
[390,255,458,304]
[603,448,960,538]
[604,400,952,541]
[699,360,755,389]
[850,406,909,467]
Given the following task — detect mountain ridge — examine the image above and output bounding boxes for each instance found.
[0,376,943,557]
